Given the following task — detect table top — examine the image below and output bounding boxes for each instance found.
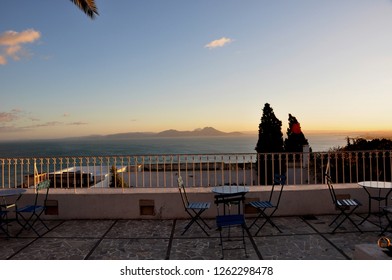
[0,188,26,197]
[212,185,249,194]
[358,181,392,189]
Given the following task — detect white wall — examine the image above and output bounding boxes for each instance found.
[16,184,373,220]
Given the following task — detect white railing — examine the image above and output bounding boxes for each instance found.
[0,151,391,189]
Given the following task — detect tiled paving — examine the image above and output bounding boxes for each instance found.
[1,214,391,260]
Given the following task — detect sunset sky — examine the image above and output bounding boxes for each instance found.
[1,0,392,140]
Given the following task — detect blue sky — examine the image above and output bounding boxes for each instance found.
[1,0,392,140]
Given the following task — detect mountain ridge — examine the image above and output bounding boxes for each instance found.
[78,127,244,140]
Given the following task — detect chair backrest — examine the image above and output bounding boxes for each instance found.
[214,192,245,215]
[324,173,337,204]
[214,192,245,206]
[33,179,51,206]
[177,176,189,208]
[268,174,286,207]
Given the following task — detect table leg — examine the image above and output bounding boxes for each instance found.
[359,195,372,225]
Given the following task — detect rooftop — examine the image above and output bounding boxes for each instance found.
[1,214,391,260]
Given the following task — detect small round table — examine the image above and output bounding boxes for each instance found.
[358,181,392,225]
[212,186,249,215]
[212,185,249,195]
[0,188,27,198]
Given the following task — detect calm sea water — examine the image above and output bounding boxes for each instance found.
[0,134,351,158]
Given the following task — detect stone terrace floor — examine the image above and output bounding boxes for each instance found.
[1,214,392,260]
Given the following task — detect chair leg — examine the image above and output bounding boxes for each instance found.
[329,211,344,227]
[380,212,392,236]
[248,211,264,229]
[16,212,36,236]
[217,224,248,259]
[182,209,210,236]
[191,209,211,229]
[16,210,48,237]
[0,211,11,237]
[241,224,249,258]
[251,208,282,236]
[218,229,225,259]
[331,206,362,233]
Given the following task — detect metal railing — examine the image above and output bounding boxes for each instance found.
[0,150,391,189]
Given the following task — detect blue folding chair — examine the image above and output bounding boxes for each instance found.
[248,174,286,235]
[215,192,248,259]
[177,176,211,236]
[325,174,362,233]
[16,180,51,236]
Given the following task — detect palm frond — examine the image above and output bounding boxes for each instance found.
[70,0,99,19]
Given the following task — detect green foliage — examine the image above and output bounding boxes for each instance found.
[255,103,285,184]
[341,137,392,151]
[284,114,310,152]
[255,103,284,153]
[70,0,99,19]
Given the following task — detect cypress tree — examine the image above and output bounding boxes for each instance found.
[284,114,310,152]
[255,103,284,153]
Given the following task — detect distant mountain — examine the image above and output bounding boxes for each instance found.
[156,127,243,137]
[73,127,243,140]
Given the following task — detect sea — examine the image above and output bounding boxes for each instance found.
[0,133,354,158]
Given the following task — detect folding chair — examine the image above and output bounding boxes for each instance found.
[380,205,392,236]
[16,180,51,236]
[0,189,25,237]
[325,174,362,233]
[248,174,286,236]
[177,176,211,236]
[215,193,248,259]
[0,209,10,237]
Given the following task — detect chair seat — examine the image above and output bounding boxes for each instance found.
[216,214,245,228]
[249,201,274,209]
[17,205,44,213]
[187,202,210,210]
[336,199,361,207]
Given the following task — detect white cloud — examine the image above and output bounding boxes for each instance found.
[204,37,233,49]
[0,29,41,65]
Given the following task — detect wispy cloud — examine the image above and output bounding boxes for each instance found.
[0,109,21,122]
[204,37,233,49]
[0,29,41,65]
[0,126,24,133]
[23,121,64,128]
[67,121,88,126]
[0,108,87,134]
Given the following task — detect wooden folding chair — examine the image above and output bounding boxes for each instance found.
[248,174,286,235]
[16,180,51,236]
[177,176,211,236]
